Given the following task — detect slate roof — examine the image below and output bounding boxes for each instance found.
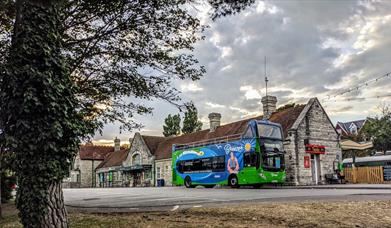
[79,145,117,160]
[95,148,128,169]
[141,135,166,154]
[336,119,366,135]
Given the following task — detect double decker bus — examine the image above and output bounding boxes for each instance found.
[172,120,285,188]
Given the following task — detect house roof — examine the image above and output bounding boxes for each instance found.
[79,145,118,160]
[336,119,366,135]
[153,104,305,160]
[95,148,128,169]
[141,135,166,155]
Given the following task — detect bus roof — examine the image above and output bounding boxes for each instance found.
[342,155,391,164]
[254,119,282,127]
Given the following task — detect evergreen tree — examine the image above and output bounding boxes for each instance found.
[163,114,181,137]
[182,104,203,134]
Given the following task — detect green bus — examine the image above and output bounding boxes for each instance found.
[172,119,285,188]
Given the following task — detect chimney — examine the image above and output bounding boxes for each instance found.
[208,113,221,132]
[114,137,120,152]
[261,95,277,119]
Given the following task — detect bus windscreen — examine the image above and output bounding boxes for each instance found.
[258,124,282,140]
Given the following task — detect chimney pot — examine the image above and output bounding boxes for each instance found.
[208,113,221,132]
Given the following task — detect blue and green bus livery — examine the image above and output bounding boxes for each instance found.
[172,120,286,188]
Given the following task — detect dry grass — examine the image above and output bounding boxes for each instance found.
[1,200,391,227]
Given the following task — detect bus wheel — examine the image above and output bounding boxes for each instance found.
[229,175,239,188]
[184,176,194,188]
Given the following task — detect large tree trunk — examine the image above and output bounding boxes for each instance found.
[41,182,68,228]
[8,0,71,227]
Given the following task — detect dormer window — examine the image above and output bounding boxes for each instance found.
[349,123,358,135]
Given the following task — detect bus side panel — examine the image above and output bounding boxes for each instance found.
[172,139,257,186]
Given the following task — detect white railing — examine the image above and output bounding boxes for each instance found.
[174,133,243,151]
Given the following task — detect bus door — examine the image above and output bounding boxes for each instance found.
[240,152,260,184]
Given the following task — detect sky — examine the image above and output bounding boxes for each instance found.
[93,0,391,145]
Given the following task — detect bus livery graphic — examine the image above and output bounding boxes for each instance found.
[172,120,286,188]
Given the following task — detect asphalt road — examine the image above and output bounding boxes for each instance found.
[64,186,391,213]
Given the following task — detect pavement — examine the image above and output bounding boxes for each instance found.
[64,184,391,213]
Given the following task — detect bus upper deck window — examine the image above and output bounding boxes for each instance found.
[242,126,253,138]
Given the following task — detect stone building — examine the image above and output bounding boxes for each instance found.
[96,96,341,186]
[64,142,117,188]
[96,133,165,187]
[282,98,341,185]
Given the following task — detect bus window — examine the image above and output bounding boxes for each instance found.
[258,124,282,139]
[242,126,253,138]
[262,154,284,171]
[177,156,225,173]
[244,152,258,167]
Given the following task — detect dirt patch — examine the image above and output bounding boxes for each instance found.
[2,200,391,227]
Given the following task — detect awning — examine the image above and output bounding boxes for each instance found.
[340,140,373,150]
[120,164,152,172]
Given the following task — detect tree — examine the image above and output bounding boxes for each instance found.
[276,103,296,112]
[360,106,391,154]
[0,0,255,226]
[163,114,181,137]
[182,104,203,134]
[0,0,84,226]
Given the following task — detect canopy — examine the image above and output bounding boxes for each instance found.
[340,140,373,150]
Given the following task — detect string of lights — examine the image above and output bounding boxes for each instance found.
[323,93,391,103]
[321,71,391,103]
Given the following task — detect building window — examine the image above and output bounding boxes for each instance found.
[133,153,141,165]
[157,167,161,179]
[349,124,357,135]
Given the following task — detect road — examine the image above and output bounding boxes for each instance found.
[64,186,391,212]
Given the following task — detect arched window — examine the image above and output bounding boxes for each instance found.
[133,153,141,165]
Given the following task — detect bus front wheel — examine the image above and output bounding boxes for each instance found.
[228,175,239,188]
[184,176,194,188]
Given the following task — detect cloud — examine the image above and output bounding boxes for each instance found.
[95,0,391,140]
[180,83,204,92]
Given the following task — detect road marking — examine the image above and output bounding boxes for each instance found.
[193,205,202,208]
[171,205,179,211]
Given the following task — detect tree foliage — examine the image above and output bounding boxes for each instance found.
[360,106,391,153]
[276,103,296,112]
[182,104,203,134]
[0,0,254,133]
[163,114,181,137]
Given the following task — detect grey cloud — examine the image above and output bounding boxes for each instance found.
[96,0,391,140]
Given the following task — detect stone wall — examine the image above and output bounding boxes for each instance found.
[155,159,172,186]
[285,100,341,185]
[67,153,102,188]
[123,133,153,167]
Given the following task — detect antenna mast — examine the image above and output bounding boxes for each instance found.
[264,56,268,97]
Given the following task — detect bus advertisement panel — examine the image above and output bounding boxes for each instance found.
[172,120,286,188]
